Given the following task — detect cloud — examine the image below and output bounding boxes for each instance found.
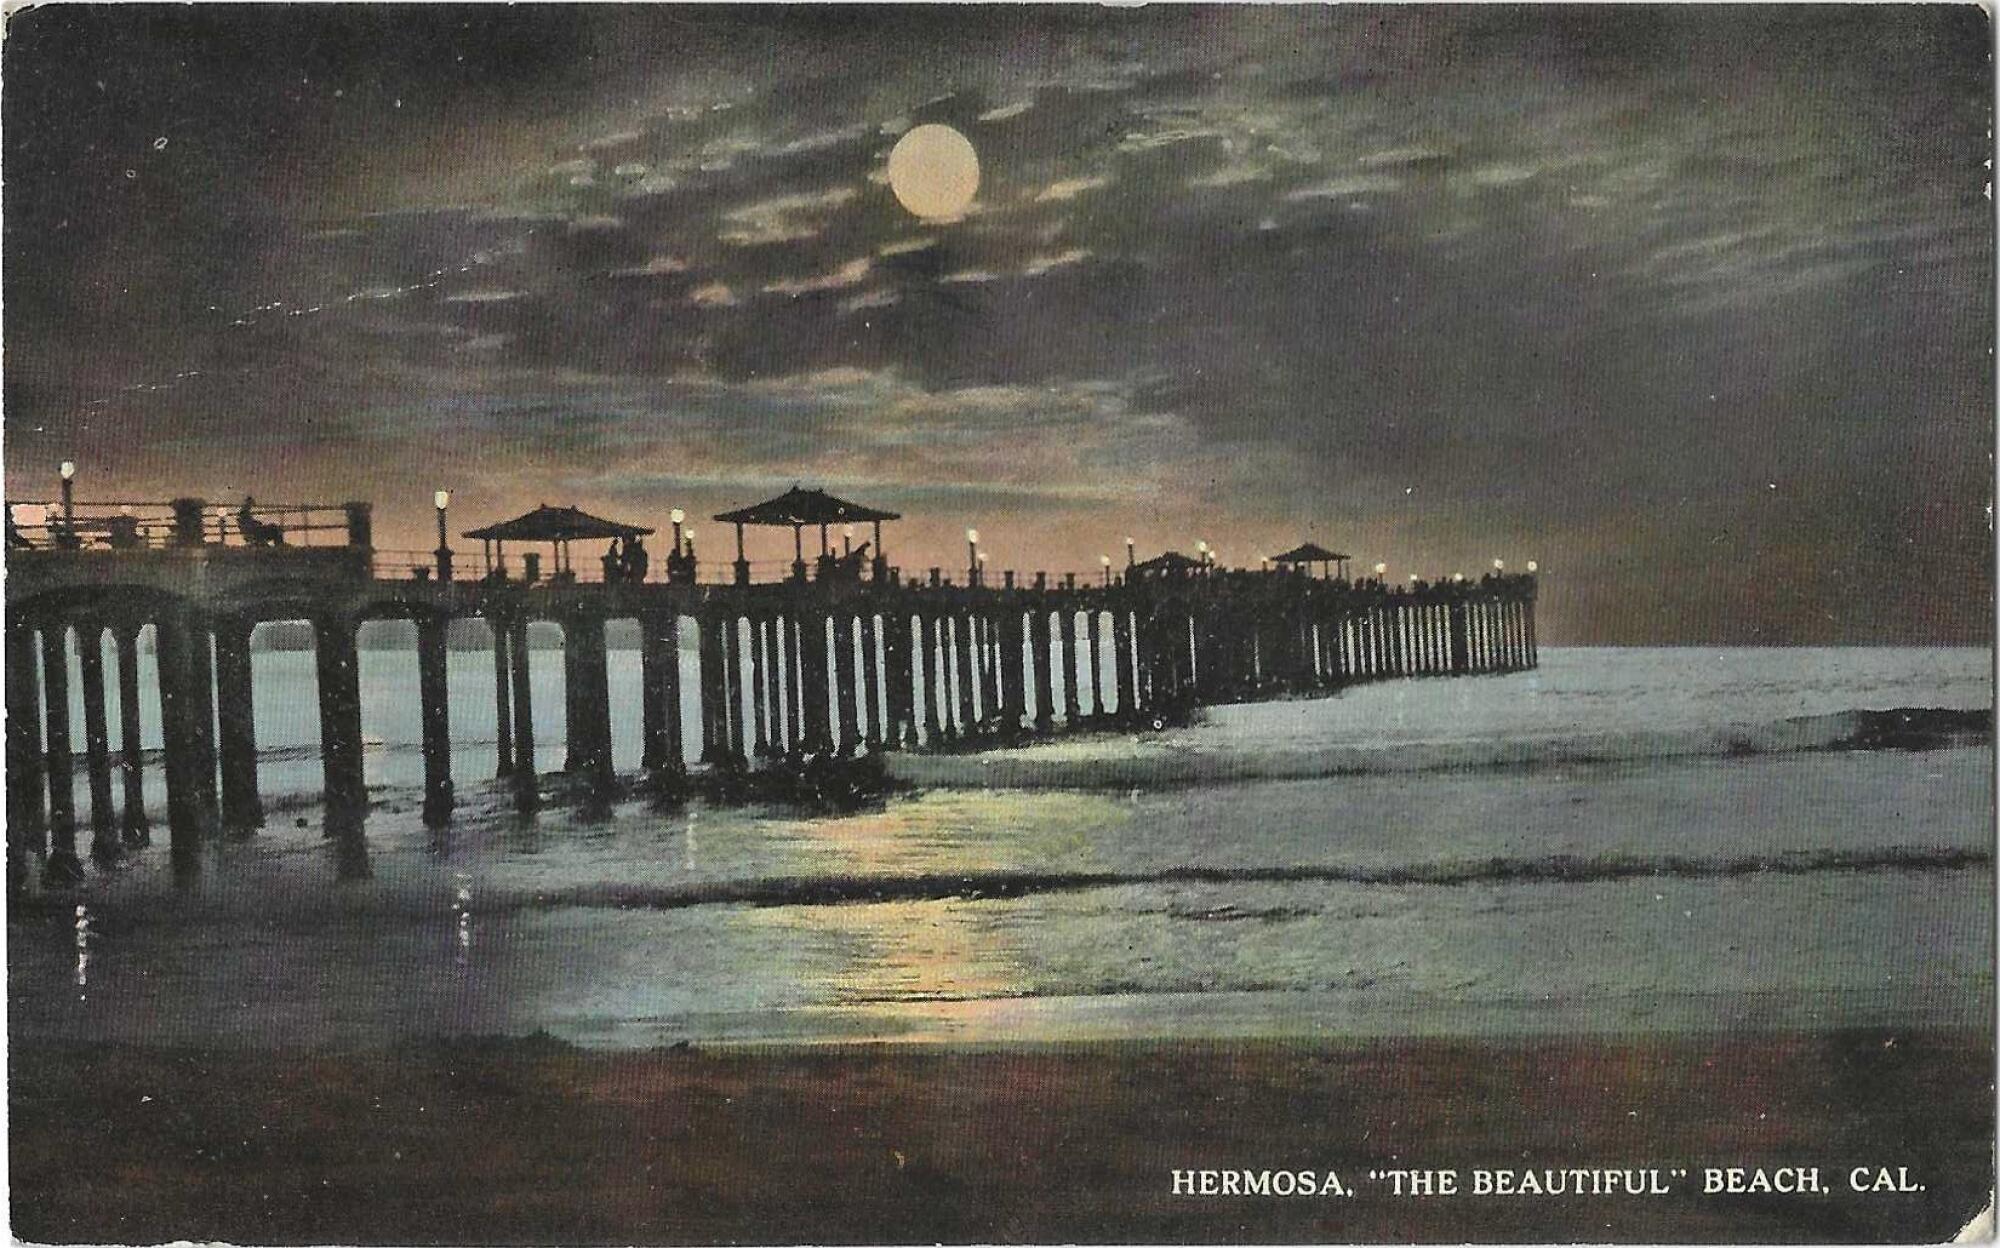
[444,289,530,303]
[1021,248,1091,277]
[764,256,872,296]
[839,289,900,314]
[610,255,690,277]
[979,100,1034,123]
[1189,164,1273,189]
[717,186,859,246]
[1283,174,1403,201]
[688,283,740,307]
[1036,175,1112,203]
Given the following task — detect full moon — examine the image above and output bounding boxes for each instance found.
[887,124,980,220]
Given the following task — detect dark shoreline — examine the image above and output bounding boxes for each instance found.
[11,1028,1992,1245]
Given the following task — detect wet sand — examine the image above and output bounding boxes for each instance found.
[11,1027,1990,1244]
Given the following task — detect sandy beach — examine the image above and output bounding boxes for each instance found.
[10,1028,1991,1244]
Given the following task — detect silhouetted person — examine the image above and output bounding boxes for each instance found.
[237,496,284,547]
[602,540,622,583]
[623,535,649,583]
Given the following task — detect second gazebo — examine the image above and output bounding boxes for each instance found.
[1271,541,1351,580]
[464,503,654,583]
[713,485,901,583]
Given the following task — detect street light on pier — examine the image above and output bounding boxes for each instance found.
[670,507,686,554]
[434,489,453,582]
[1452,572,1466,583]
[1493,558,1505,572]
[843,523,855,557]
[966,528,980,585]
[1100,554,1112,586]
[1125,536,1136,568]
[58,460,76,543]
[1374,562,1388,579]
[1526,560,1539,573]
[1196,540,1210,570]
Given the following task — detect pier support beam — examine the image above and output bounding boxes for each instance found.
[751,616,772,756]
[1030,606,1055,734]
[507,618,538,810]
[74,620,119,862]
[214,618,264,833]
[883,609,912,749]
[569,612,615,796]
[952,613,976,739]
[998,607,1027,737]
[1087,610,1105,718]
[1112,605,1137,720]
[417,616,455,825]
[918,611,943,745]
[833,614,859,756]
[7,624,47,856]
[860,612,882,748]
[1058,609,1081,725]
[723,613,747,763]
[313,614,366,818]
[800,607,833,754]
[152,609,215,870]
[113,625,149,845]
[641,612,684,776]
[490,622,515,778]
[40,624,82,883]
[696,610,726,764]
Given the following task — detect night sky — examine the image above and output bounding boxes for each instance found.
[5,5,1990,643]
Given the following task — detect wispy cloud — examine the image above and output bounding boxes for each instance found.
[764,256,872,296]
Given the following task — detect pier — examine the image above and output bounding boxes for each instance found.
[3,488,1536,886]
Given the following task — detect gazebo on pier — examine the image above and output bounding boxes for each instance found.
[464,504,654,583]
[713,485,901,583]
[1129,550,1208,582]
[1271,541,1351,580]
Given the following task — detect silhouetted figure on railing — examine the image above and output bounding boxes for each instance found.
[236,497,286,547]
[104,514,144,549]
[6,512,33,550]
[602,540,621,583]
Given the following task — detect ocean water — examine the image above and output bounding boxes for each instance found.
[8,647,1992,1049]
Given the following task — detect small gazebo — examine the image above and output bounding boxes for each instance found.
[1129,550,1207,582]
[464,504,654,582]
[713,485,901,582]
[1271,541,1351,580]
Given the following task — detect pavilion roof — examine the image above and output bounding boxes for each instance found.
[1271,542,1351,563]
[713,485,900,527]
[1132,550,1205,573]
[463,504,654,543]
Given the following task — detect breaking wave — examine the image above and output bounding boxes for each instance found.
[884,708,1991,792]
[494,843,1990,915]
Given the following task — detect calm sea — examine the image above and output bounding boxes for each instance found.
[9,646,1992,1049]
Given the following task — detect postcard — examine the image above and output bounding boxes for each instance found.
[5,4,1992,1243]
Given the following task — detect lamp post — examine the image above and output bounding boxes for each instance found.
[670,507,685,555]
[433,489,453,582]
[1526,560,1539,573]
[1100,554,1112,586]
[966,528,980,586]
[1493,558,1505,572]
[1125,536,1136,568]
[684,528,697,579]
[58,460,76,546]
[1452,572,1465,584]
[1374,561,1388,581]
